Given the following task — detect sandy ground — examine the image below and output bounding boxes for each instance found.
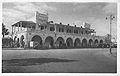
[2,48,117,73]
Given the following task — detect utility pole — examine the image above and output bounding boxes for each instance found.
[106,14,115,54]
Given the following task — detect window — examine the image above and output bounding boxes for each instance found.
[59,28,64,32]
[31,26,35,31]
[66,29,69,33]
[41,26,44,30]
[45,26,47,29]
[69,30,72,33]
[66,29,72,33]
[59,28,61,32]
[50,27,55,31]
[32,26,35,29]
[62,29,64,32]
[85,31,88,34]
[74,30,78,34]
[81,31,83,34]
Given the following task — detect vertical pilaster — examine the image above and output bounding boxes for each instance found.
[20,22,22,31]
[17,23,19,32]
[14,26,16,33]
[12,26,13,35]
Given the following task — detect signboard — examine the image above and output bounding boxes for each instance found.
[30,41,34,47]
[36,11,48,24]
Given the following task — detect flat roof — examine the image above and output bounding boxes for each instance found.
[12,21,36,27]
[11,21,95,32]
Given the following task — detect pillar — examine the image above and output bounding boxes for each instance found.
[17,23,19,32]
[31,26,32,31]
[20,22,22,31]
[13,26,14,33]
[54,24,56,33]
[14,26,16,33]
[12,26,13,35]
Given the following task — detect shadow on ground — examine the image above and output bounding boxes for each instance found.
[3,58,78,66]
[2,58,78,73]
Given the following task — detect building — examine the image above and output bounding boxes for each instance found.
[11,11,105,48]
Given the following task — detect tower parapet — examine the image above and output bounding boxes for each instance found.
[36,11,48,30]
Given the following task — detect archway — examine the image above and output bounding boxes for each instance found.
[99,40,103,48]
[100,40,103,44]
[17,38,20,47]
[56,37,65,48]
[82,38,87,48]
[14,36,17,42]
[31,35,42,48]
[74,38,81,48]
[94,39,98,48]
[20,35,25,48]
[45,36,54,48]
[88,39,93,48]
[66,38,73,48]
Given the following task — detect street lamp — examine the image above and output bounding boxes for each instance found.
[106,14,115,54]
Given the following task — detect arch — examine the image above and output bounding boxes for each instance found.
[17,38,20,47]
[56,37,65,48]
[94,39,98,47]
[31,35,42,48]
[66,37,73,48]
[45,36,54,48]
[74,38,81,48]
[82,38,87,48]
[100,40,103,44]
[21,35,24,40]
[88,39,93,48]
[14,36,17,42]
[99,39,104,48]
[20,35,25,48]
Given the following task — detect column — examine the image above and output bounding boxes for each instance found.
[31,26,32,31]
[19,23,20,31]
[14,26,16,34]
[20,22,22,31]
[12,26,13,35]
[17,23,19,32]
[13,26,14,34]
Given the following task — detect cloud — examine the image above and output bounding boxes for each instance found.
[3,3,56,21]
[33,2,57,11]
[74,16,116,37]
[13,2,57,14]
[87,17,116,38]
[2,2,57,33]
[73,21,84,27]
[42,4,57,12]
[102,3,117,15]
[73,3,89,12]
[2,2,117,39]
[14,3,38,14]
[3,8,26,19]
[3,2,57,22]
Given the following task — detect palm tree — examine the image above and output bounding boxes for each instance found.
[2,23,9,38]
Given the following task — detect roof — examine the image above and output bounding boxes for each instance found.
[54,23,88,30]
[12,21,36,28]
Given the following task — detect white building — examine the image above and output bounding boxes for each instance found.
[11,11,105,48]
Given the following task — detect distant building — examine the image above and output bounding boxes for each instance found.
[11,11,105,48]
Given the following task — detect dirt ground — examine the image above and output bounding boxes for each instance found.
[2,48,117,73]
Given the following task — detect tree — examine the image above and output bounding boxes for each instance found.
[2,23,9,38]
[2,38,13,48]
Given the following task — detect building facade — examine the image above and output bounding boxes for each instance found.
[11,11,105,48]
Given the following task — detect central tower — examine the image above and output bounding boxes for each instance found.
[35,11,48,30]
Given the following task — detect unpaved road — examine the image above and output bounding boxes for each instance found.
[2,48,117,73]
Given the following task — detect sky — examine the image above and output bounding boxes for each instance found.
[2,2,117,39]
